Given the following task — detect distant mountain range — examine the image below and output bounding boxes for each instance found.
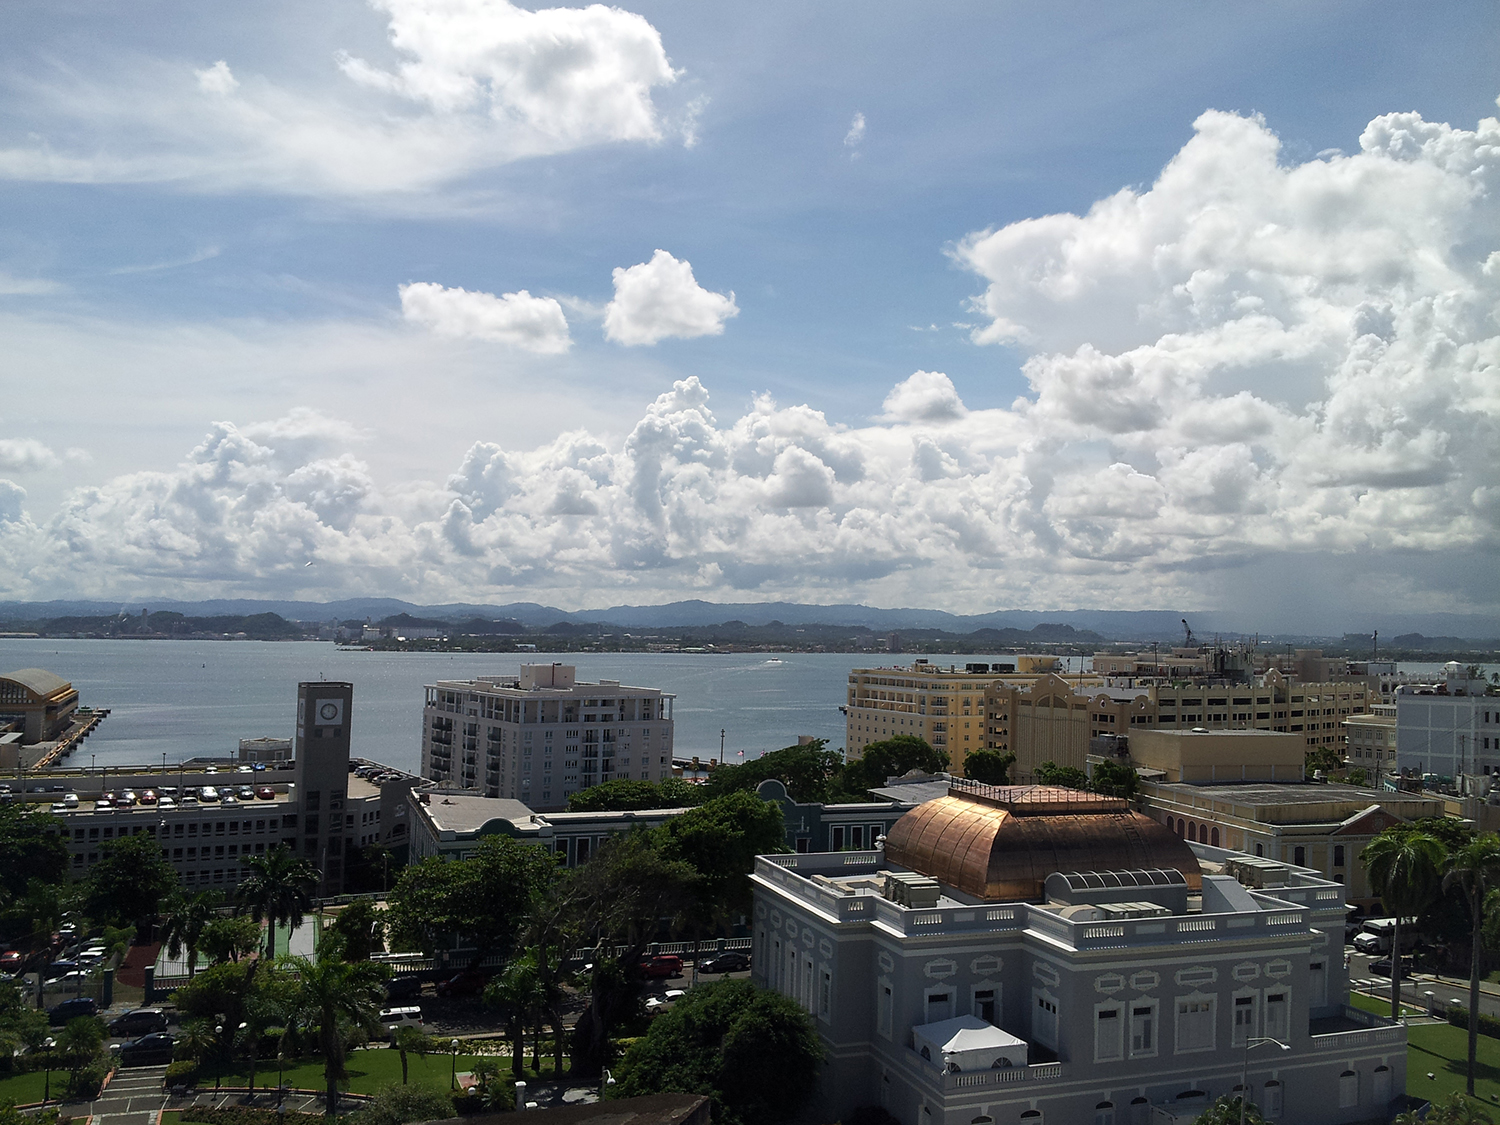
[3,597,1498,643]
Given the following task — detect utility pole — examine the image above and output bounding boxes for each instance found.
[719,728,726,765]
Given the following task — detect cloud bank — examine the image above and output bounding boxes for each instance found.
[399,282,571,353]
[0,0,680,196]
[3,100,1497,614]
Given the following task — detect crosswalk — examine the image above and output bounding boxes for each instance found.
[86,1065,168,1125]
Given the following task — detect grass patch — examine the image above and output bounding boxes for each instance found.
[200,1048,487,1097]
[1408,1020,1500,1112]
[1350,990,1424,1019]
[0,1070,54,1105]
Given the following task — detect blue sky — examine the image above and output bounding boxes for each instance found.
[1,1,1497,629]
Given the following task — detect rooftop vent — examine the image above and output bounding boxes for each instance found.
[1225,856,1289,888]
[884,871,942,908]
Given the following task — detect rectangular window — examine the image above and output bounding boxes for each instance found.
[974,988,996,1024]
[1264,993,1288,1041]
[820,970,832,1020]
[1130,1003,1156,1056]
[831,825,845,850]
[1033,992,1059,1050]
[1094,1007,1124,1061]
[926,991,951,1023]
[1176,996,1215,1052]
[851,825,865,849]
[1232,995,1257,1047]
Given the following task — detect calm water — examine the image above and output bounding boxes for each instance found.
[0,640,986,773]
[3,640,1490,776]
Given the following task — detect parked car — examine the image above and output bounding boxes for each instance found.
[43,960,80,980]
[378,1006,425,1039]
[62,793,79,809]
[109,1008,169,1036]
[645,989,686,1013]
[1370,956,1412,980]
[385,976,423,1003]
[0,951,22,971]
[48,997,98,1025]
[199,786,220,803]
[237,787,256,800]
[638,955,684,979]
[157,797,176,809]
[139,790,157,805]
[699,951,751,974]
[434,970,489,998]
[116,1033,175,1066]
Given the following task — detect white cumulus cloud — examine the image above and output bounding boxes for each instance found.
[0,439,60,473]
[603,250,738,346]
[0,0,680,197]
[399,282,571,353]
[3,97,1499,617]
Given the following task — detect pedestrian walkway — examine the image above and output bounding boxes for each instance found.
[84,1064,169,1125]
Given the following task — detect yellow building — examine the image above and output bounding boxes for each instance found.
[1344,708,1397,771]
[1125,728,1305,783]
[843,661,1103,774]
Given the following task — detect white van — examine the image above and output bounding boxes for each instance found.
[62,793,79,809]
[378,1006,424,1039]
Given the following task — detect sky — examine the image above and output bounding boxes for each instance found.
[0,1,1497,629]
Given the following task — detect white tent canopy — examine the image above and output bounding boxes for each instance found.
[912,1015,1029,1071]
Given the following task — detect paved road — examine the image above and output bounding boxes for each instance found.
[1347,949,1500,1020]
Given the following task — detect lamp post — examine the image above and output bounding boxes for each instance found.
[215,1025,224,1096]
[238,1021,250,1102]
[277,1050,285,1104]
[1238,1037,1290,1125]
[450,1039,460,1091]
[42,1037,55,1103]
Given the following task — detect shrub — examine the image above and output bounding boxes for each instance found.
[348,1083,459,1125]
[165,1059,201,1088]
[67,1060,109,1100]
[178,1108,321,1125]
[1446,1004,1500,1040]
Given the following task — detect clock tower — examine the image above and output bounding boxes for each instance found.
[294,681,354,895]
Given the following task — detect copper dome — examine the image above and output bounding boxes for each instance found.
[883,785,1202,902]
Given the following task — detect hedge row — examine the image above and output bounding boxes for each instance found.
[1446,1005,1500,1040]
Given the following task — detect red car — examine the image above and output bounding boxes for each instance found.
[0,951,22,971]
[638,955,683,979]
[434,970,489,998]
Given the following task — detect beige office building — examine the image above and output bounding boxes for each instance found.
[1344,708,1397,772]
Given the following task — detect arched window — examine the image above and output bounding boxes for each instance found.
[1339,1070,1358,1108]
[1020,1113,1042,1123]
[1177,820,1185,838]
[1210,827,1220,847]
[1262,1081,1282,1119]
[1165,816,1173,833]
[1129,1097,1150,1125]
[972,1117,994,1124]
[1188,822,1197,842]
[1094,1102,1115,1125]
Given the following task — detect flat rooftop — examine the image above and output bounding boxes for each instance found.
[1157,781,1435,805]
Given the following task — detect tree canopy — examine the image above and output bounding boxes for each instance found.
[237,845,321,959]
[0,803,66,902]
[568,778,701,811]
[701,741,846,803]
[838,736,948,798]
[82,833,177,927]
[962,748,1015,786]
[614,979,824,1125]
[325,898,384,961]
[656,791,788,922]
[385,835,555,964]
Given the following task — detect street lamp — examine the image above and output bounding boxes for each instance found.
[238,1021,251,1102]
[42,1037,55,1103]
[450,1039,460,1090]
[277,1050,285,1104]
[215,1025,224,1095]
[1238,1037,1291,1125]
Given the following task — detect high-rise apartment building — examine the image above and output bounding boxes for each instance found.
[420,663,675,810]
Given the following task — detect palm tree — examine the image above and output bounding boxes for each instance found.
[288,954,387,1114]
[486,955,544,1078]
[1444,834,1500,1096]
[392,1025,429,1085]
[238,845,321,960]
[160,890,223,980]
[1362,830,1447,1020]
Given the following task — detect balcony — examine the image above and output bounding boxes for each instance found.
[1308,1006,1405,1051]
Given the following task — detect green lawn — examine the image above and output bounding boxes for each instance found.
[202,1048,491,1096]
[1349,989,1425,1019]
[0,1070,55,1106]
[1408,1021,1500,1112]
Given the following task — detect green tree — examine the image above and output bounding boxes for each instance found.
[1445,834,1500,1096]
[566,831,699,1078]
[701,741,845,803]
[0,982,47,1067]
[391,1026,429,1085]
[1305,745,1343,778]
[485,955,545,1078]
[56,1016,105,1092]
[656,792,788,923]
[838,736,948,799]
[171,961,261,1043]
[1396,1093,1494,1125]
[288,954,388,1114]
[197,916,263,965]
[614,979,823,1125]
[569,779,699,811]
[0,804,66,901]
[237,845,320,960]
[963,749,1016,786]
[1363,829,1447,1019]
[82,834,177,927]
[159,890,224,981]
[325,899,384,962]
[385,836,555,968]
[1191,1095,1266,1125]
[1091,760,1139,798]
[1033,760,1089,788]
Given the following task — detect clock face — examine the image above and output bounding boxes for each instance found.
[316,699,344,725]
